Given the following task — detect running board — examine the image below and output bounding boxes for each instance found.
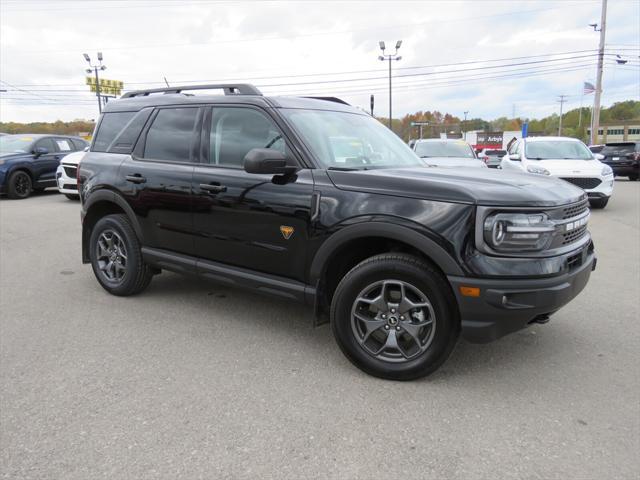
[141,247,315,305]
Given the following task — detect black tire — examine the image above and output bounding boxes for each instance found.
[7,171,32,199]
[330,253,460,380]
[589,197,609,209]
[628,174,638,181]
[64,194,80,200]
[89,214,153,296]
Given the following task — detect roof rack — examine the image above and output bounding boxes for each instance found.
[302,96,350,106]
[121,83,262,98]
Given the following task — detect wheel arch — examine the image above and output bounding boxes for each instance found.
[82,190,142,263]
[309,222,464,315]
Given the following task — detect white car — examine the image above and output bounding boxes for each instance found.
[412,139,487,168]
[56,149,86,200]
[500,136,614,209]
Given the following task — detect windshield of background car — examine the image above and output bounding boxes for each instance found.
[414,141,475,158]
[525,140,593,160]
[486,149,506,156]
[0,135,35,154]
[281,109,425,170]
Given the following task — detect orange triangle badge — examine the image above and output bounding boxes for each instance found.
[280,225,294,240]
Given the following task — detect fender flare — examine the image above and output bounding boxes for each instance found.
[83,189,144,241]
[308,222,464,285]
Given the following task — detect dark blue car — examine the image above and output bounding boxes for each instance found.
[0,134,88,199]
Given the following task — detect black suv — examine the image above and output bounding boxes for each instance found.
[599,142,640,181]
[78,84,596,380]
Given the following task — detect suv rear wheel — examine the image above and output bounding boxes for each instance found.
[331,253,459,380]
[89,214,153,296]
[7,171,32,199]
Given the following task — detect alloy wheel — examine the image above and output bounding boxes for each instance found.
[96,229,128,283]
[350,279,436,363]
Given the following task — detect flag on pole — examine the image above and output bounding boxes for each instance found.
[583,82,596,94]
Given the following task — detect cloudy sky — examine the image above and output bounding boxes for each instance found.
[1,0,638,123]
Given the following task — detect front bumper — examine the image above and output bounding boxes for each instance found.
[56,165,78,194]
[448,245,596,343]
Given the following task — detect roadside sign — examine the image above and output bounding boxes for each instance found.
[86,77,124,96]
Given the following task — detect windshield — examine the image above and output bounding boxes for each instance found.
[414,141,475,158]
[525,140,593,160]
[281,109,424,170]
[0,135,35,154]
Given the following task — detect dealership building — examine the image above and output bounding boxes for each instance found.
[587,122,640,143]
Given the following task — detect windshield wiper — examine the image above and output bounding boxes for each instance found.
[327,166,367,171]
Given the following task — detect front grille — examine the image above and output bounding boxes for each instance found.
[560,177,602,189]
[562,224,588,245]
[561,199,589,219]
[63,165,77,178]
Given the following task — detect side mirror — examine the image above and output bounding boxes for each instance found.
[508,153,521,161]
[243,148,297,175]
[594,153,604,160]
[34,146,48,157]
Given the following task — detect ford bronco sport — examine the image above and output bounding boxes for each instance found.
[78,84,596,380]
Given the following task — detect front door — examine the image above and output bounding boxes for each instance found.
[192,106,314,282]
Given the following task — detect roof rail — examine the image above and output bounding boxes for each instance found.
[121,83,262,98]
[302,96,350,106]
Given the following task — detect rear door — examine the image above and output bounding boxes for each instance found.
[120,106,201,256]
[191,105,314,282]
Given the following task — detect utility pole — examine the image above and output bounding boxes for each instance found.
[557,95,568,136]
[463,111,469,140]
[411,121,429,139]
[591,0,607,145]
[83,52,107,114]
[378,40,402,132]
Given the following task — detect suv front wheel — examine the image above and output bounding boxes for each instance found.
[89,214,153,296]
[331,253,459,380]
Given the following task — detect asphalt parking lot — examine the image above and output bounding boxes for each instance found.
[1,181,638,480]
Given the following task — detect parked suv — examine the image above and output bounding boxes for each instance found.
[79,84,596,380]
[0,134,88,199]
[598,142,640,181]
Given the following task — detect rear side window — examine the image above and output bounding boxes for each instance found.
[55,138,73,152]
[93,112,135,152]
[144,108,198,162]
[71,139,88,151]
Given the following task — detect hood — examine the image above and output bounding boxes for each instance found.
[536,159,604,176]
[59,150,86,165]
[422,157,486,168]
[326,166,586,207]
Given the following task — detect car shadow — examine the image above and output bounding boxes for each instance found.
[134,271,572,384]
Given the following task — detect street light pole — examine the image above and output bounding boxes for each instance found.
[378,40,402,132]
[83,52,107,114]
[557,94,567,136]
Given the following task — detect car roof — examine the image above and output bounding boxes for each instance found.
[524,136,582,142]
[414,138,468,143]
[103,93,363,115]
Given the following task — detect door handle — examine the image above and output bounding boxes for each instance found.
[126,174,146,184]
[199,183,227,194]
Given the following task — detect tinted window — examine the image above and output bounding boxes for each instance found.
[144,108,198,162]
[35,138,57,153]
[209,107,285,168]
[71,138,88,151]
[93,112,135,152]
[486,149,506,156]
[110,109,152,154]
[601,143,635,154]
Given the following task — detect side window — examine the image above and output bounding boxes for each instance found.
[208,107,285,168]
[55,138,73,152]
[144,108,198,162]
[71,139,88,151]
[35,138,57,153]
[93,112,135,152]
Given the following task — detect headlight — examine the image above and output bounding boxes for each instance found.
[527,165,550,175]
[484,212,555,252]
[601,165,613,176]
